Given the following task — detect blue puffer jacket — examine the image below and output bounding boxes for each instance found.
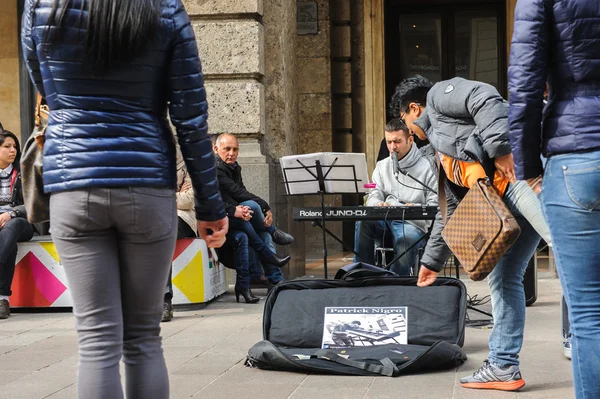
[508,0,600,180]
[21,0,225,221]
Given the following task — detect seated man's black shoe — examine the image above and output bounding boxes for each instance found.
[269,254,291,268]
[271,229,294,245]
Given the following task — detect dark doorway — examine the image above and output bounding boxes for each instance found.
[385,0,507,115]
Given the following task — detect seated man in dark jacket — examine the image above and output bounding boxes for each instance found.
[214,134,293,301]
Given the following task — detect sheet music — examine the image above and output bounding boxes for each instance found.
[280,153,323,195]
[322,152,370,194]
[280,152,369,195]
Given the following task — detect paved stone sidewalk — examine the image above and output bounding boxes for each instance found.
[0,277,573,399]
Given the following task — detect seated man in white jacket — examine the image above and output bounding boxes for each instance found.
[354,118,438,275]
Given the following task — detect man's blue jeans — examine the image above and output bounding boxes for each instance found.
[507,180,552,244]
[354,220,425,276]
[540,149,600,399]
[241,200,283,284]
[486,181,541,368]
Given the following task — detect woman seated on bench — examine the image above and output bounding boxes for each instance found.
[0,130,34,319]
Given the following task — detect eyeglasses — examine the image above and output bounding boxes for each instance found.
[399,109,407,123]
[399,102,423,122]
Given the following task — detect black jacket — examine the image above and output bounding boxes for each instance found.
[215,156,270,218]
[3,170,27,219]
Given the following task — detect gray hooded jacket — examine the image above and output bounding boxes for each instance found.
[367,143,438,233]
[415,77,512,162]
[415,78,512,272]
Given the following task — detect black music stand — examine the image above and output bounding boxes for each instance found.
[282,156,365,279]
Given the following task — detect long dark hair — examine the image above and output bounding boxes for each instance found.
[42,0,161,73]
[0,131,22,170]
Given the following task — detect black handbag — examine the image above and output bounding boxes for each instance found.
[20,93,50,223]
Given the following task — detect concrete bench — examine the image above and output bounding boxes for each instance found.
[9,236,226,308]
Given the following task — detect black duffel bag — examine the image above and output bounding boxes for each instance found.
[246,275,467,377]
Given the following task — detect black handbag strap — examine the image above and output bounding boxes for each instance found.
[311,349,398,377]
[436,155,449,225]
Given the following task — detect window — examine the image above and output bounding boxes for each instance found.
[385,2,506,107]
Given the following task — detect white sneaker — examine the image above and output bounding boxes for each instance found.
[563,336,572,360]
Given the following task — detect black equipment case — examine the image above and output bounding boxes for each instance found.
[246,275,468,376]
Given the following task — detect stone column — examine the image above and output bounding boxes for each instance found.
[185,0,305,278]
[263,1,305,278]
[0,2,22,138]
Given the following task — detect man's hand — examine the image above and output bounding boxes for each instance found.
[0,212,11,228]
[197,217,229,248]
[417,266,439,287]
[378,202,391,207]
[264,210,273,227]
[234,205,252,221]
[494,153,516,183]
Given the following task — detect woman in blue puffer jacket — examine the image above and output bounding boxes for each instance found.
[21,1,229,398]
[508,1,600,398]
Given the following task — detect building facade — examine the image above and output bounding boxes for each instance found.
[2,0,520,277]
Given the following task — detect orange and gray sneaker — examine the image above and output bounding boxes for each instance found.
[460,360,525,391]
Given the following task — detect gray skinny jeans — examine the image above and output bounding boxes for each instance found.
[50,187,177,399]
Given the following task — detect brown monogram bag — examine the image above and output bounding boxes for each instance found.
[438,157,521,281]
[20,93,50,223]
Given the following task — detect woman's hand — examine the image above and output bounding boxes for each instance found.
[234,205,252,221]
[180,181,192,192]
[0,212,11,228]
[197,216,229,248]
[526,175,543,195]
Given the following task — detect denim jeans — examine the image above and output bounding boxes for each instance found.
[505,180,552,245]
[486,182,541,368]
[540,149,600,399]
[0,218,34,297]
[228,230,252,287]
[229,215,276,262]
[354,220,425,276]
[242,200,283,283]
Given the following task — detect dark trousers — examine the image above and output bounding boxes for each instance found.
[228,217,277,261]
[241,200,282,284]
[0,217,34,297]
[164,218,196,301]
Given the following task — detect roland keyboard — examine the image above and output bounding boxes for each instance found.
[293,206,437,221]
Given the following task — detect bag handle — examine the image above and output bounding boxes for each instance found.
[311,349,398,377]
[35,93,43,127]
[34,93,49,128]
